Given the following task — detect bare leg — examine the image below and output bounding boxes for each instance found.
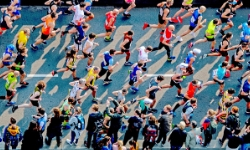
[202,80,216,86]
[18,102,33,108]
[194,38,207,45]
[172,8,185,19]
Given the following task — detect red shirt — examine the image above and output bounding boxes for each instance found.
[105,11,116,30]
[160,28,172,43]
[186,82,197,98]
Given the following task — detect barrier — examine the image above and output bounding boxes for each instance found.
[0,0,250,7]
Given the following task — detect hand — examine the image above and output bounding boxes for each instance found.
[229,15,234,18]
[203,19,207,23]
[148,113,153,116]
[20,65,25,69]
[58,11,62,15]
[116,62,119,65]
[168,44,173,48]
[106,100,110,106]
[94,43,99,46]
[242,59,245,62]
[108,97,113,100]
[38,97,42,101]
[147,59,152,62]
[112,26,116,29]
[93,86,98,90]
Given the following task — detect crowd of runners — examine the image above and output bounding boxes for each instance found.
[0,0,250,149]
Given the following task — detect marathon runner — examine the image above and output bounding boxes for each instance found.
[9,0,22,20]
[183,48,201,77]
[0,44,16,70]
[115,31,134,66]
[112,89,128,104]
[12,81,46,113]
[68,79,87,105]
[238,20,250,55]
[170,0,193,23]
[118,0,136,17]
[96,9,119,42]
[142,0,173,34]
[31,12,60,50]
[0,71,19,106]
[152,25,176,62]
[83,0,97,22]
[98,49,119,85]
[0,7,14,36]
[63,0,81,15]
[189,18,219,52]
[16,28,30,52]
[217,0,243,16]
[137,46,153,67]
[176,6,206,41]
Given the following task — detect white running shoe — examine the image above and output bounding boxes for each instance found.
[176,36,183,42]
[190,31,196,38]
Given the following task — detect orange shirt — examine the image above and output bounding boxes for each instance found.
[42,17,54,35]
[186,82,197,98]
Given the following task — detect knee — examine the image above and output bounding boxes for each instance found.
[89,13,94,19]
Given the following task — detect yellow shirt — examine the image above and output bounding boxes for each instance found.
[86,68,98,86]
[17,31,28,46]
[185,0,193,4]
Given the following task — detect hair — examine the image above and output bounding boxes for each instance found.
[207,109,216,116]
[98,135,111,147]
[28,121,37,130]
[129,140,137,149]
[68,97,74,103]
[66,50,76,59]
[19,47,27,54]
[157,75,164,81]
[248,20,250,26]
[164,105,172,112]
[178,121,186,130]
[50,12,56,18]
[227,88,235,94]
[93,66,99,71]
[89,33,96,39]
[38,107,45,115]
[234,128,241,135]
[232,106,239,113]
[190,98,197,104]
[241,42,248,47]
[149,115,158,124]
[122,89,127,93]
[92,104,99,111]
[117,141,123,150]
[166,0,172,5]
[75,107,82,114]
[224,32,233,40]
[146,46,153,51]
[7,6,13,12]
[142,67,147,72]
[79,79,86,84]
[10,117,16,124]
[221,61,228,67]
[225,101,233,108]
[137,62,144,67]
[191,121,197,128]
[37,80,46,90]
[213,19,219,25]
[53,107,61,118]
[80,2,86,7]
[192,80,198,85]
[126,31,134,36]
[109,49,116,55]
[135,109,141,117]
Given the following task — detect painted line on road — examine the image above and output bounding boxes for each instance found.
[146,74,174,77]
[27,74,58,77]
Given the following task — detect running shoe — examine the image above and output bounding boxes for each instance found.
[104,79,112,84]
[176,93,184,98]
[20,81,29,86]
[12,105,18,113]
[190,31,196,38]
[182,76,186,79]
[131,86,139,93]
[130,98,137,104]
[216,9,222,14]
[238,78,242,84]
[66,139,72,146]
[170,18,178,23]
[188,42,193,49]
[61,31,65,38]
[104,37,113,42]
[124,62,133,66]
[123,12,131,17]
[42,40,47,44]
[6,101,15,106]
[202,54,208,59]
[167,56,175,62]
[92,97,101,102]
[219,91,224,96]
[52,70,56,76]
[245,110,250,114]
[143,22,149,30]
[177,16,183,23]
[176,36,183,42]
[219,29,225,36]
[31,44,38,50]
[31,26,36,32]
[161,143,164,147]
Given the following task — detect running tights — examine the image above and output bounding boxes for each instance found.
[152,42,171,58]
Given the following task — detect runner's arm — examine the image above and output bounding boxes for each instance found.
[235,52,245,62]
[108,60,118,70]
[6,17,13,29]
[44,0,52,5]
[48,22,55,34]
[8,81,17,91]
[69,81,77,86]
[216,111,226,118]
[221,9,231,19]
[30,91,41,101]
[2,54,12,62]
[11,0,21,10]
[146,86,160,94]
[188,58,194,67]
[83,3,91,14]
[107,18,115,29]
[157,2,164,7]
[120,39,129,50]
[76,89,86,99]
[238,24,242,29]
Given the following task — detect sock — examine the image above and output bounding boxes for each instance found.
[105,71,111,80]
[63,31,69,34]
[54,71,57,74]
[148,24,150,27]
[173,103,180,112]
[240,77,243,80]
[125,11,129,14]
[32,43,36,46]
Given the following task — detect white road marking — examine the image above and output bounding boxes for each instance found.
[146,74,174,77]
[27,74,58,77]
[10,25,18,33]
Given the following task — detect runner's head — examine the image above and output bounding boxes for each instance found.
[156,75,164,82]
[223,32,233,40]
[92,104,99,112]
[177,121,186,130]
[89,33,96,39]
[36,80,46,91]
[227,88,235,95]
[10,117,16,125]
[231,106,239,114]
[191,121,197,128]
[53,107,61,118]
[163,105,172,113]
[124,30,134,37]
[28,121,38,130]
[225,101,233,108]
[79,78,86,85]
[192,48,201,56]
[75,107,82,114]
[66,50,76,58]
[7,6,13,13]
[148,115,157,125]
[190,98,197,105]
[93,66,100,74]
[146,46,153,52]
[13,71,20,77]
[112,9,119,16]
[109,49,116,56]
[80,2,86,8]
[23,28,30,36]
[166,0,173,6]
[134,109,141,117]
[6,44,15,52]
[50,12,58,20]
[213,19,219,25]
[199,6,206,13]
[38,107,46,117]
[137,62,144,67]
[122,89,128,95]
[168,25,175,31]
[221,61,228,68]
[241,42,248,49]
[207,109,216,117]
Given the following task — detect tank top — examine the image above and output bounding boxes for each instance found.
[159,4,170,17]
[242,80,250,93]
[48,0,57,14]
[219,91,232,107]
[222,6,232,17]
[219,38,229,51]
[234,47,243,61]
[5,72,17,90]
[86,68,97,86]
[160,28,173,43]
[83,40,93,53]
[241,22,250,42]
[130,65,141,79]
[32,87,42,99]
[186,82,196,98]
[66,57,76,68]
[101,52,112,67]
[0,11,10,29]
[190,9,201,27]
[42,17,54,35]
[85,0,92,11]
[123,36,133,49]
[206,20,216,39]
[185,51,194,64]
[105,12,116,29]
[70,82,81,98]
[185,0,193,4]
[148,78,159,94]
[2,50,13,66]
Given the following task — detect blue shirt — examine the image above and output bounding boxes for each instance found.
[101,51,113,69]
[190,9,201,27]
[185,51,194,65]
[241,22,250,42]
[85,0,92,11]
[130,65,141,80]
[75,25,85,42]
[217,64,226,80]
[242,80,250,93]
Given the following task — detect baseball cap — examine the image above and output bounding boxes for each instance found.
[7,44,15,51]
[193,48,201,55]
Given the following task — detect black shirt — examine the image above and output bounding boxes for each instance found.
[15,54,25,66]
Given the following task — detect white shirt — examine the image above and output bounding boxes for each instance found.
[72,5,85,25]
[83,40,94,53]
[138,46,148,62]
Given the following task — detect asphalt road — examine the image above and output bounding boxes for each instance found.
[0,6,250,149]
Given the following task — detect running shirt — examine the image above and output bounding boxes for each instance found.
[72,5,85,25]
[69,81,81,98]
[10,0,21,15]
[185,51,194,64]
[138,46,148,62]
[216,64,226,80]
[0,11,10,29]
[85,0,92,11]
[233,47,243,61]
[221,6,232,19]
[105,11,116,30]
[160,28,173,43]
[186,82,197,98]
[83,39,94,53]
[219,38,229,51]
[123,35,133,50]
[130,65,141,80]
[241,22,250,42]
[42,17,54,35]
[14,54,25,70]
[206,20,216,39]
[185,0,193,4]
[219,90,233,108]
[2,50,13,66]
[242,80,250,93]
[117,91,125,102]
[148,78,159,95]
[159,4,169,18]
[5,72,17,90]
[66,58,76,69]
[17,31,28,47]
[190,9,201,27]
[101,51,113,69]
[33,87,42,99]
[86,68,98,86]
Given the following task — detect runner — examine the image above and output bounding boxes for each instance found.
[9,0,22,20]
[217,1,235,36]
[77,33,99,68]
[115,31,134,66]
[83,0,97,22]
[12,80,46,113]
[0,7,14,36]
[176,6,206,41]
[31,12,60,50]
[118,0,136,17]
[171,79,202,116]
[137,46,153,67]
[171,0,193,22]
[202,61,228,96]
[123,62,147,93]
[183,48,201,77]
[217,0,243,15]
[142,0,173,34]
[0,48,29,86]
[16,28,30,52]
[238,20,250,55]
[112,89,128,104]
[160,63,189,98]
[98,49,119,85]
[63,0,80,15]
[0,44,16,70]
[0,71,19,106]
[152,25,176,62]
[232,76,250,113]
[68,79,87,105]
[188,18,219,52]
[83,66,100,102]
[96,9,119,42]
[52,50,79,80]
[202,32,240,62]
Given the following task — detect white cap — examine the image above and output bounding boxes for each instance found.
[193,48,201,55]
[179,63,188,68]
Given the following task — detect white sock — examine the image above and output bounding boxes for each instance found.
[125,11,129,14]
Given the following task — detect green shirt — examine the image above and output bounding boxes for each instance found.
[185,0,193,5]
[5,72,17,90]
[206,20,216,39]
